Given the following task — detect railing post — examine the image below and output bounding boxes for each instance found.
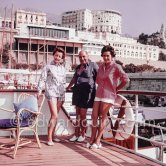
[159,146,164,163]
[134,94,138,152]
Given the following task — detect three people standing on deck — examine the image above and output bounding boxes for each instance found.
[37,45,129,148]
[66,50,99,142]
[37,47,66,146]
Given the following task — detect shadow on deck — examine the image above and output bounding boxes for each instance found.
[0,136,160,166]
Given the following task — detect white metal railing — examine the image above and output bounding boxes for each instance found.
[116,90,166,164]
[0,89,166,164]
[64,90,166,165]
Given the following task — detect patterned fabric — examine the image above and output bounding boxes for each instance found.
[96,62,129,104]
[38,61,66,100]
[72,61,99,108]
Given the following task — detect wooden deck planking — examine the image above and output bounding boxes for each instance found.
[0,136,161,166]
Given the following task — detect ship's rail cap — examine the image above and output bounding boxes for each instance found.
[0,69,31,74]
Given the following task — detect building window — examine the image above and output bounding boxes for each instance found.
[6,22,8,27]
[9,22,12,28]
[2,21,5,27]
[36,16,38,22]
[41,18,44,23]
[31,15,33,22]
[25,15,28,20]
[140,52,142,57]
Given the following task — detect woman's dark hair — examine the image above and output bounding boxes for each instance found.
[101,44,116,57]
[53,47,65,59]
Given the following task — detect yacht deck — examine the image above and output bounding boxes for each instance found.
[0,136,160,166]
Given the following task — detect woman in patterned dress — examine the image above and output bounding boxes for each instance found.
[38,47,66,146]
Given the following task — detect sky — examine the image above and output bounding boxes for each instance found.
[1,0,166,37]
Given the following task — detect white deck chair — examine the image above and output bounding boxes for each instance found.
[0,93,45,158]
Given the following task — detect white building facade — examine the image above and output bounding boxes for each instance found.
[15,10,47,28]
[0,16,16,45]
[62,9,93,31]
[92,10,121,34]
[62,9,121,34]
[0,8,161,70]
[75,29,159,62]
[6,10,84,70]
[62,9,159,62]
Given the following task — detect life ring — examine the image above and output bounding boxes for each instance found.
[110,94,135,140]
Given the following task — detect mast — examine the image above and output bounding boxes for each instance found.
[8,4,14,69]
[0,7,7,68]
[28,22,31,85]
[43,25,46,64]
[35,25,47,82]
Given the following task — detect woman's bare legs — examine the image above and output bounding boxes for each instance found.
[52,101,64,140]
[47,100,64,142]
[47,100,58,142]
[94,102,112,145]
[89,101,100,144]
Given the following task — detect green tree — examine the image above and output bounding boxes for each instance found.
[158,52,166,61]
[137,33,148,44]
[2,43,10,64]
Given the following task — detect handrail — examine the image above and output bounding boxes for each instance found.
[114,90,166,164]
[0,89,37,93]
[118,90,166,96]
[0,89,166,164]
[64,90,166,164]
[1,89,166,96]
